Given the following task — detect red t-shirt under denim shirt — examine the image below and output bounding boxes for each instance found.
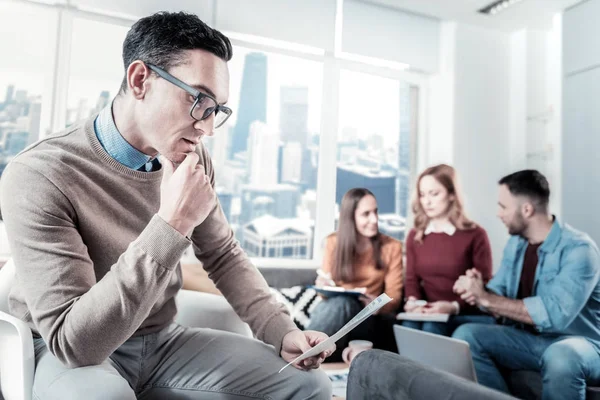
[405,225,493,314]
[517,243,542,300]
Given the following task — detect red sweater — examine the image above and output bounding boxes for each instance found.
[404,225,493,313]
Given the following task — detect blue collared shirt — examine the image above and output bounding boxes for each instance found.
[488,217,600,351]
[94,103,154,171]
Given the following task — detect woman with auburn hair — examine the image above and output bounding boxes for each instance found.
[402,164,495,335]
[307,188,403,360]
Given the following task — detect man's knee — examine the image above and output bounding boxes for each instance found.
[453,323,494,355]
[542,341,585,380]
[287,368,332,399]
[452,323,482,344]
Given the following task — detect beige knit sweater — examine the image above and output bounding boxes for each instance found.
[0,116,297,368]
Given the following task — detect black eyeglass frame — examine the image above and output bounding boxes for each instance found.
[146,63,232,128]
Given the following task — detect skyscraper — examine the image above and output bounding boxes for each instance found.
[4,85,14,104]
[281,142,302,183]
[229,52,267,158]
[204,124,231,167]
[279,86,308,147]
[14,90,27,103]
[247,121,279,186]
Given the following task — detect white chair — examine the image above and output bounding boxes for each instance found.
[0,259,252,400]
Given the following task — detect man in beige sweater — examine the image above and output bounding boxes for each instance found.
[0,11,333,400]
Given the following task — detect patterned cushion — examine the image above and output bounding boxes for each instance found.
[270,286,322,330]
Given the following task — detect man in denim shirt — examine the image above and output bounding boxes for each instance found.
[453,170,600,400]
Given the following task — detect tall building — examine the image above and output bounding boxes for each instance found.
[398,172,411,217]
[27,100,42,145]
[336,164,396,213]
[279,86,309,147]
[204,124,231,167]
[219,157,246,195]
[230,52,267,158]
[14,90,27,103]
[4,85,14,104]
[247,121,279,186]
[281,142,303,183]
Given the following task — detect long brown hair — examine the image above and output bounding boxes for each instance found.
[411,164,475,243]
[331,188,385,282]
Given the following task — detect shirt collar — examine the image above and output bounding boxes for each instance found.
[539,215,561,253]
[94,102,153,170]
[424,221,457,236]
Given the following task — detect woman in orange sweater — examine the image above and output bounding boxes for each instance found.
[307,188,403,359]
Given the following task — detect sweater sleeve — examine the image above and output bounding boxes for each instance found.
[190,149,297,354]
[381,240,403,314]
[0,161,190,368]
[404,230,422,300]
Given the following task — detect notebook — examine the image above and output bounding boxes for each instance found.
[396,312,450,322]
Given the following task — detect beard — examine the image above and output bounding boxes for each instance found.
[507,212,527,236]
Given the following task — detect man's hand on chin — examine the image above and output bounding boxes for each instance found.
[280,329,335,370]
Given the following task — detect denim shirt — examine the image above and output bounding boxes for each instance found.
[487,218,600,351]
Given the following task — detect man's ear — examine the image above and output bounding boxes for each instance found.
[126,61,151,100]
[522,201,535,219]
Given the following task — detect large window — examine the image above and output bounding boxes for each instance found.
[66,18,129,126]
[0,1,58,257]
[204,46,323,259]
[336,70,417,241]
[0,0,422,264]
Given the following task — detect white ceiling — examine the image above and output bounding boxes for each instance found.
[360,0,583,32]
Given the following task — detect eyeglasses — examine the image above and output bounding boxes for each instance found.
[146,63,232,129]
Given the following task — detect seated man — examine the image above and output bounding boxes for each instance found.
[453,170,600,400]
[0,11,334,400]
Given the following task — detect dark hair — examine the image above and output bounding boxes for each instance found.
[120,11,233,92]
[331,188,385,282]
[498,169,550,213]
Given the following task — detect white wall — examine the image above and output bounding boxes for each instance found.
[562,0,600,244]
[452,24,512,267]
[508,26,562,215]
[428,23,512,267]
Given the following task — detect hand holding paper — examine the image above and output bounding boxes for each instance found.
[278,293,392,373]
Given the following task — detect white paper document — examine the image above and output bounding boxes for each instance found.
[278,293,392,373]
[396,312,450,322]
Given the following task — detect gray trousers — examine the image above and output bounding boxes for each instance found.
[32,323,331,400]
[347,349,517,400]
